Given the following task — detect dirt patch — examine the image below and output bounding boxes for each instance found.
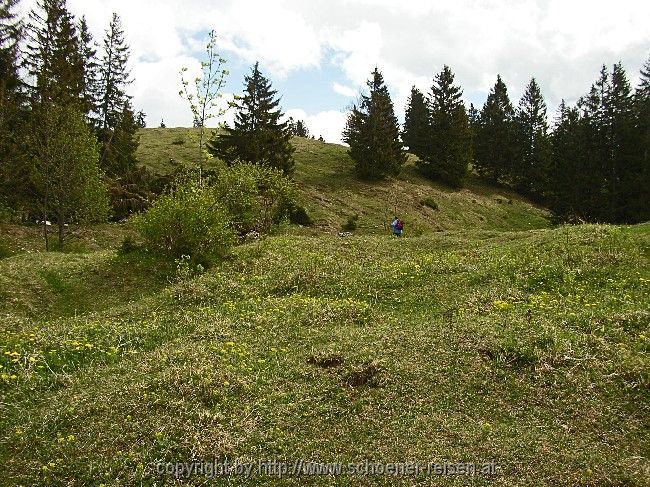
[307,354,344,369]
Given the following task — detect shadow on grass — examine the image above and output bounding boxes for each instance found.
[36,250,176,319]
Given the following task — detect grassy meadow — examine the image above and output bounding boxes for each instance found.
[0,131,648,486]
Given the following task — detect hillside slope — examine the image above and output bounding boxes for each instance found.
[136,128,550,234]
[1,223,648,485]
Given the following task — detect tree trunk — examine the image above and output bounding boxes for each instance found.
[57,211,65,249]
[42,212,49,252]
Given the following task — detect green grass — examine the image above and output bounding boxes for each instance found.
[137,128,551,234]
[1,223,648,485]
[0,134,647,485]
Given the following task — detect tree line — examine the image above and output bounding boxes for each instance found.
[345,59,650,224]
[0,0,142,247]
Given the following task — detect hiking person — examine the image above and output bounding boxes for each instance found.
[391,216,404,237]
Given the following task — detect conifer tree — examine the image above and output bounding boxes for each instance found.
[0,0,24,209]
[97,13,138,176]
[631,55,650,221]
[26,0,84,107]
[77,16,99,124]
[548,101,584,218]
[575,66,609,218]
[98,13,130,131]
[101,101,139,175]
[343,67,405,179]
[294,119,309,137]
[604,62,636,221]
[474,75,516,183]
[420,66,471,187]
[208,62,295,175]
[402,86,429,159]
[513,78,552,197]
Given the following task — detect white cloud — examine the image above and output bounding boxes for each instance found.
[332,82,357,98]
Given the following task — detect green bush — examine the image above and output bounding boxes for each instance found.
[342,214,359,232]
[213,164,298,234]
[133,178,235,266]
[288,203,313,226]
[420,197,438,210]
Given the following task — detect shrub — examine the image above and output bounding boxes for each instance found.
[133,177,235,266]
[213,164,298,234]
[420,197,438,210]
[288,203,313,226]
[342,214,359,232]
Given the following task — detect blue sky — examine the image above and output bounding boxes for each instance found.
[20,0,650,143]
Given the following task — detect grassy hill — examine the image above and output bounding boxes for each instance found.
[1,134,648,485]
[136,128,551,234]
[1,221,649,485]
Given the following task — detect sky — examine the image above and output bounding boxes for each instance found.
[19,0,650,143]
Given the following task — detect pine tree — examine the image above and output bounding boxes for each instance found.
[604,62,636,221]
[98,13,130,130]
[0,0,24,209]
[208,62,295,175]
[402,86,429,159]
[97,13,138,176]
[26,0,84,107]
[77,16,99,124]
[548,101,584,218]
[576,66,609,219]
[294,119,309,137]
[631,55,650,221]
[0,0,21,99]
[342,67,405,179]
[420,66,471,187]
[136,110,146,128]
[467,102,479,150]
[513,78,552,197]
[101,101,139,175]
[474,75,516,183]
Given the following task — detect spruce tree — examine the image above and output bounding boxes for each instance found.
[26,0,84,107]
[342,68,405,179]
[77,16,99,125]
[548,101,584,218]
[402,86,429,159]
[101,101,139,175]
[420,66,471,187]
[97,13,138,176]
[604,62,636,221]
[513,78,552,197]
[98,13,130,130]
[0,0,24,209]
[294,119,309,137]
[208,62,295,175]
[474,75,516,183]
[576,66,609,219]
[631,55,650,221]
